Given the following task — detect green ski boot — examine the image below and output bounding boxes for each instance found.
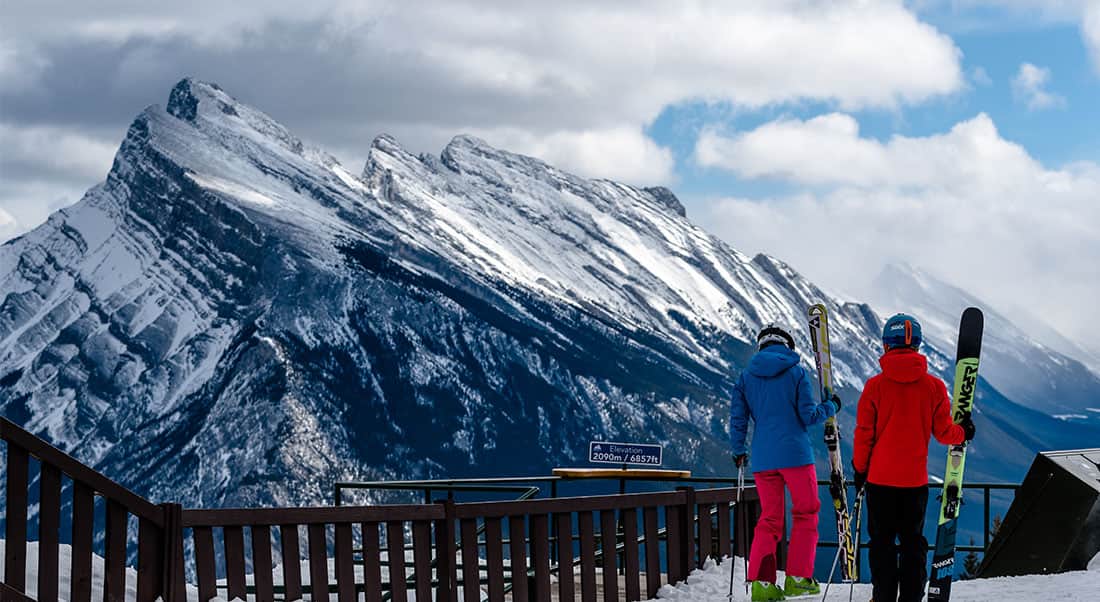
[751,580,787,601]
[782,575,821,597]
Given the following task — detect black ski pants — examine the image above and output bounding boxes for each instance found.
[866,483,929,602]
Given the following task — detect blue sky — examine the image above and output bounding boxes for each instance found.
[652,20,1100,205]
[0,0,1098,355]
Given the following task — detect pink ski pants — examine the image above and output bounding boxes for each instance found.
[748,464,821,583]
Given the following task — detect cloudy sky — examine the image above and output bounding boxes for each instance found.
[1,0,1098,354]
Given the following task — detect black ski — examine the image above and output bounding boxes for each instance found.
[928,307,984,601]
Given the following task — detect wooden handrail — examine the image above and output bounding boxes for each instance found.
[0,582,36,602]
[0,418,164,526]
[453,488,690,519]
[181,503,445,527]
[696,485,759,504]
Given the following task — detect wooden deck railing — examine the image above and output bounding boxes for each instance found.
[2,417,763,601]
[2,418,181,602]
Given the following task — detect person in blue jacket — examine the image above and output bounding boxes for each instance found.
[731,325,841,601]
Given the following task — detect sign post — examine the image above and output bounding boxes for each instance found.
[553,442,688,490]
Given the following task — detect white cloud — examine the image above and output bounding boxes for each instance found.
[0,206,18,240]
[1085,2,1100,73]
[0,39,47,94]
[697,112,1100,343]
[401,1,963,112]
[971,66,993,86]
[0,123,118,239]
[923,1,1100,71]
[1011,63,1066,110]
[0,123,118,179]
[0,0,967,240]
[3,2,965,115]
[469,126,677,185]
[696,112,1039,191]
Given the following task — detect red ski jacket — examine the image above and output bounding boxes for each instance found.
[852,348,966,488]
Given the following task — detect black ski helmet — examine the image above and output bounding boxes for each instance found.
[757,325,795,351]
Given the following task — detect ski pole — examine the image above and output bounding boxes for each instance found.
[848,489,865,602]
[728,534,737,598]
[727,470,737,599]
[822,498,853,602]
[728,548,737,600]
[740,466,749,595]
[822,538,844,600]
[728,464,746,600]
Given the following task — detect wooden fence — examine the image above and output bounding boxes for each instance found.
[2,417,767,602]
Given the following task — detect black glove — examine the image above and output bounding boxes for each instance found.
[829,393,842,413]
[960,416,976,442]
[732,453,748,468]
[852,464,867,492]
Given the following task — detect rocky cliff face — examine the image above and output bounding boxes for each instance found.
[0,80,1093,511]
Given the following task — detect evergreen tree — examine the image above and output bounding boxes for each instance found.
[962,537,981,579]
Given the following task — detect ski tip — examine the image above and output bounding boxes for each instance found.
[808,302,827,316]
[957,307,984,359]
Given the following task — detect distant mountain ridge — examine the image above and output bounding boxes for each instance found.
[0,79,1095,513]
[872,263,1100,421]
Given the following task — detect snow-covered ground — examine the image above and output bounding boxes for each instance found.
[647,555,1100,602]
[0,539,466,601]
[4,539,1098,601]
[0,540,143,601]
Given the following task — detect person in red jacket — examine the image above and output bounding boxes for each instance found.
[852,314,975,602]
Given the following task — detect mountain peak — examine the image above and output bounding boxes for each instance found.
[447,134,493,150]
[166,79,200,121]
[370,133,405,153]
[158,78,308,162]
[440,133,556,179]
[166,78,238,122]
[642,186,686,217]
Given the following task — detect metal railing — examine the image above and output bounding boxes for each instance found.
[815,482,1020,554]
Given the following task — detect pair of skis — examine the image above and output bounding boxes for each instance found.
[807,304,983,602]
[807,304,859,588]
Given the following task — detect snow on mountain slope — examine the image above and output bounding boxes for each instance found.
[360,130,889,379]
[0,79,1094,518]
[872,263,1100,420]
[1001,300,1100,375]
[0,79,877,509]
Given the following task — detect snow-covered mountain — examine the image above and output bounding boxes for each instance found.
[872,263,1100,422]
[0,80,1095,510]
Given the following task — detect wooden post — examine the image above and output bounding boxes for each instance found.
[678,487,696,578]
[160,503,186,602]
[4,445,29,593]
[437,500,458,602]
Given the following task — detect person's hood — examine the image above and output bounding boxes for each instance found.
[879,348,929,383]
[747,345,800,378]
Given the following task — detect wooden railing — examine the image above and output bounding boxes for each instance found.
[180,504,451,602]
[2,418,177,602]
[2,417,763,601]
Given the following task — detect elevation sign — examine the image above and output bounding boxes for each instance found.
[589,441,663,466]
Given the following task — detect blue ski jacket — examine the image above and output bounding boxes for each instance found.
[729,346,836,472]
